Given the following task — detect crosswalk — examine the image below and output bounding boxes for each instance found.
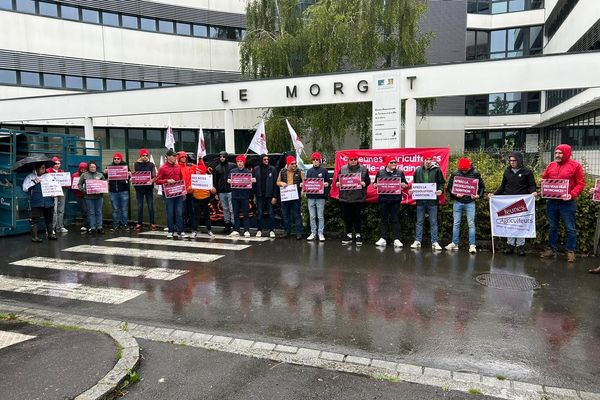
[1,232,261,305]
[140,231,271,242]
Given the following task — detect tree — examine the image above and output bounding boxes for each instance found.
[240,0,434,155]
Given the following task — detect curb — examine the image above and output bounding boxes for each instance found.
[0,304,140,400]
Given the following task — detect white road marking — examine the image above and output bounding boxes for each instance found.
[106,237,251,251]
[0,330,36,349]
[62,245,223,263]
[0,275,144,304]
[139,231,270,242]
[9,257,187,281]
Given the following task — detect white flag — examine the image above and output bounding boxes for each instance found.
[165,116,175,151]
[156,155,165,196]
[296,151,308,172]
[248,120,268,155]
[197,128,207,162]
[489,195,536,238]
[286,119,304,152]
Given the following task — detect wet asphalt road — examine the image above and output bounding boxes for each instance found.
[0,229,599,392]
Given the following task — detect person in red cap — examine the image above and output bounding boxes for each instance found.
[304,152,330,241]
[445,157,485,253]
[133,149,157,231]
[335,152,371,245]
[373,156,407,248]
[540,144,585,263]
[252,153,278,238]
[71,161,89,231]
[277,154,305,239]
[227,155,255,237]
[155,149,185,238]
[47,156,68,233]
[103,152,131,232]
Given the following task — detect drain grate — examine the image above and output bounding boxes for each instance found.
[474,273,541,291]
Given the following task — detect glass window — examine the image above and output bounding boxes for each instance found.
[193,24,208,37]
[507,28,523,51]
[476,31,489,59]
[490,30,506,53]
[102,11,119,26]
[42,73,62,88]
[181,130,197,153]
[108,128,125,149]
[158,19,174,33]
[65,75,83,89]
[122,15,139,29]
[125,80,141,90]
[487,131,504,148]
[509,0,525,11]
[39,1,58,17]
[81,8,99,24]
[176,22,191,35]
[127,129,144,148]
[234,130,253,154]
[60,4,79,20]
[15,0,35,14]
[143,81,159,88]
[106,79,123,91]
[20,71,40,86]
[0,69,18,84]
[466,31,476,60]
[530,25,543,51]
[491,1,508,13]
[140,17,156,31]
[160,83,176,87]
[0,0,12,10]
[145,129,163,149]
[85,77,104,91]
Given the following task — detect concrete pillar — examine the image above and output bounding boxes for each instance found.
[83,116,95,150]
[404,98,417,148]
[224,109,235,154]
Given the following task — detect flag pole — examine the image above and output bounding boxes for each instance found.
[489,197,495,254]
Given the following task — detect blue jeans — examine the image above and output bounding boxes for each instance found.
[308,198,325,235]
[452,202,476,246]
[507,237,525,246]
[136,190,155,225]
[232,198,249,232]
[165,195,184,234]
[416,204,438,243]
[281,199,303,235]
[547,199,577,251]
[110,191,129,227]
[85,197,103,230]
[256,196,274,231]
[219,192,234,225]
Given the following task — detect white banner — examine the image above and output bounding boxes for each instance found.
[53,172,72,187]
[41,175,64,197]
[280,184,299,202]
[191,174,213,190]
[489,195,536,238]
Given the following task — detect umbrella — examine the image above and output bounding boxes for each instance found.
[11,155,56,173]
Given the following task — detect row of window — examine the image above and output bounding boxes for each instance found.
[466,26,542,60]
[545,89,585,111]
[543,108,600,148]
[0,68,177,91]
[464,129,527,150]
[465,92,541,116]
[467,0,544,14]
[0,0,245,41]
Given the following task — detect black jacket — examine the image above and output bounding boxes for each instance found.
[374,168,407,203]
[493,152,536,195]
[305,166,330,199]
[133,161,155,194]
[413,162,445,206]
[335,164,371,203]
[214,161,235,194]
[447,167,485,204]
[106,162,130,193]
[253,164,277,198]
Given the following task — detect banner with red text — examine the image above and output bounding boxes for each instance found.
[330,148,450,204]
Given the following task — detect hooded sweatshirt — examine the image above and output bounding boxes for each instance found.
[541,144,585,199]
[177,151,195,192]
[72,162,88,198]
[447,165,485,204]
[494,152,536,195]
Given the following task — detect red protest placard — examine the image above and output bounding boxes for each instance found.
[303,178,324,194]
[451,176,479,197]
[86,179,108,194]
[594,179,600,202]
[107,165,129,180]
[541,179,569,199]
[230,173,252,189]
[376,177,403,195]
[163,180,187,198]
[71,176,80,190]
[131,171,152,185]
[339,173,362,191]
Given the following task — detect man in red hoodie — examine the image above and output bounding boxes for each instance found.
[540,144,585,263]
[177,151,196,231]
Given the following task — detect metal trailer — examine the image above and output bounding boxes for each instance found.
[0,128,102,237]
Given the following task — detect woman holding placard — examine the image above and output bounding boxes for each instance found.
[23,163,58,242]
[78,161,107,234]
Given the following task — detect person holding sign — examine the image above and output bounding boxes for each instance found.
[133,149,157,231]
[156,149,186,239]
[409,155,445,251]
[445,157,485,254]
[228,155,255,237]
[304,152,330,241]
[373,156,407,248]
[78,161,106,234]
[253,154,278,238]
[488,152,537,256]
[190,160,216,238]
[104,152,131,232]
[47,156,69,234]
[539,144,585,263]
[277,155,305,239]
[22,163,58,242]
[214,151,236,234]
[72,162,89,232]
[335,152,371,245]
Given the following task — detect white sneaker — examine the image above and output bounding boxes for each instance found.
[469,245,477,254]
[191,231,197,239]
[80,226,88,232]
[59,227,68,233]
[445,242,459,251]
[269,231,276,238]
[306,233,316,240]
[163,227,169,231]
[230,231,240,237]
[167,232,173,239]
[410,241,421,249]
[375,238,387,247]
[208,231,215,237]
[432,242,443,251]
[256,230,262,237]
[394,239,403,248]
[180,233,188,239]
[244,231,251,238]
[319,234,325,242]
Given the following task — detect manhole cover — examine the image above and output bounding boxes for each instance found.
[474,273,541,291]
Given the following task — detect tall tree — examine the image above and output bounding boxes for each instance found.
[240,0,434,154]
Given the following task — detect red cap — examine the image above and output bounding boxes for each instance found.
[286,155,296,166]
[113,152,124,160]
[347,151,358,160]
[384,155,396,166]
[78,162,88,170]
[52,156,60,163]
[458,157,471,171]
[139,149,149,156]
[311,152,322,161]
[235,155,246,163]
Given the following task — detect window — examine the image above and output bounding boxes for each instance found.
[193,24,208,37]
[42,73,62,88]
[181,130,197,154]
[60,4,79,20]
[102,11,119,26]
[140,17,156,31]
[82,8,100,24]
[143,81,159,88]
[106,79,123,91]
[145,129,163,149]
[491,1,507,13]
[176,22,191,35]
[85,77,104,91]
[466,30,489,60]
[20,71,40,86]
[127,129,144,148]
[465,95,488,116]
[210,26,242,40]
[122,14,139,29]
[468,0,543,14]
[158,19,174,33]
[15,0,35,14]
[108,128,125,149]
[466,92,540,116]
[465,129,526,149]
[65,75,84,89]
[0,0,12,10]
[0,69,18,84]
[469,26,542,59]
[125,80,141,90]
[39,1,58,17]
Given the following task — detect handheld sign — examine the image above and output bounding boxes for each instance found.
[303,178,324,194]
[541,179,569,199]
[131,171,152,185]
[280,184,299,202]
[107,165,129,180]
[411,183,437,200]
[593,179,600,202]
[191,174,213,190]
[230,173,252,189]
[339,173,362,191]
[376,177,403,195]
[86,179,108,194]
[451,176,478,197]
[163,180,187,198]
[53,172,72,187]
[71,176,80,190]
[41,176,64,197]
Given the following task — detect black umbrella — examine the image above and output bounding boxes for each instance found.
[11,155,56,173]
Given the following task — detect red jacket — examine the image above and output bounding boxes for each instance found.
[177,151,195,191]
[156,161,183,185]
[542,144,585,199]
